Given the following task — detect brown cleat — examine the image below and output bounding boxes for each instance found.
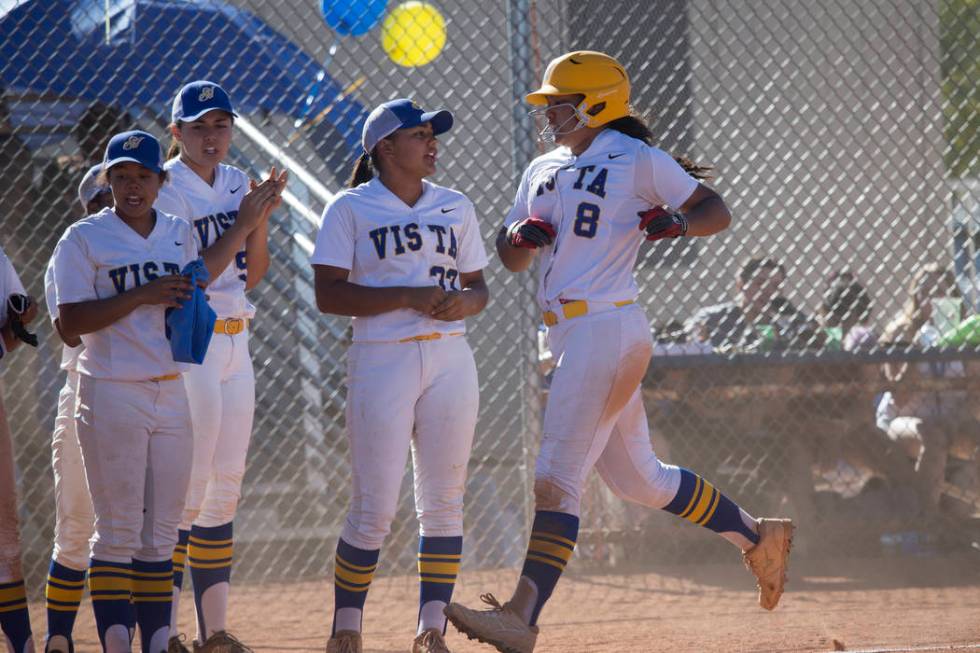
[168,634,192,653]
[326,630,363,653]
[743,518,795,610]
[193,630,253,653]
[412,628,452,653]
[444,594,538,653]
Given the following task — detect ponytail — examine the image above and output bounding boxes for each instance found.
[347,151,379,188]
[166,139,181,160]
[605,112,714,181]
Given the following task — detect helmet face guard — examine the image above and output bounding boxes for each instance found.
[529,102,590,144]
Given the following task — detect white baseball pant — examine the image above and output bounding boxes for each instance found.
[50,371,94,571]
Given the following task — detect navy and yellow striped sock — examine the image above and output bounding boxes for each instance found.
[188,522,233,639]
[172,529,189,593]
[332,538,379,635]
[0,578,32,653]
[88,559,132,650]
[520,511,579,626]
[417,536,462,633]
[132,559,173,653]
[662,469,760,546]
[45,560,86,645]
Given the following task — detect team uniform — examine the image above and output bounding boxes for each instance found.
[312,170,488,652]
[0,246,35,653]
[154,157,255,646]
[445,51,792,653]
[52,203,199,653]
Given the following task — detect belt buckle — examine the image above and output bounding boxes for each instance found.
[224,318,244,335]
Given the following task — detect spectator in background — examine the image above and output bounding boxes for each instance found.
[686,256,820,351]
[820,270,877,351]
[877,262,979,515]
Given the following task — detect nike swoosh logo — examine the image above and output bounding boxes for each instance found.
[608,153,626,160]
[175,241,183,246]
[230,185,241,193]
[441,207,456,213]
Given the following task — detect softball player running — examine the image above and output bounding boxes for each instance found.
[52,130,278,653]
[0,245,39,653]
[445,52,794,653]
[41,164,114,653]
[312,99,489,653]
[154,81,286,653]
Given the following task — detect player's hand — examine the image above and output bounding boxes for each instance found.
[137,275,193,307]
[638,207,687,241]
[237,175,282,230]
[249,167,289,223]
[14,295,38,325]
[430,290,472,321]
[506,217,556,249]
[404,286,448,315]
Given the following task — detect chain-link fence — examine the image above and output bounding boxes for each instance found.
[1,0,978,597]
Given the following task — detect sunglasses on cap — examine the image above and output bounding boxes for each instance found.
[7,294,37,347]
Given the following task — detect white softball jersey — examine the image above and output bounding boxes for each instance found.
[52,207,198,381]
[155,158,254,319]
[311,178,489,342]
[0,246,27,363]
[44,253,82,372]
[504,129,698,309]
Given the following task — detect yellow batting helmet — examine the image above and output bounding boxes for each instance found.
[526,51,631,128]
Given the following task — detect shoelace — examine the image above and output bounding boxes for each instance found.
[479,593,505,610]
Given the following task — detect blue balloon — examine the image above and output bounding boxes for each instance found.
[321,0,388,37]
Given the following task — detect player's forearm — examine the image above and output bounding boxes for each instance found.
[682,195,731,237]
[458,280,489,317]
[495,230,535,272]
[315,279,417,317]
[0,324,19,353]
[53,318,82,348]
[200,222,252,282]
[58,292,146,339]
[244,224,270,290]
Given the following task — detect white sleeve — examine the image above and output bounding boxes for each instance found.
[44,256,59,323]
[53,235,98,305]
[635,146,699,210]
[503,166,533,228]
[0,249,26,326]
[310,197,355,270]
[457,201,490,274]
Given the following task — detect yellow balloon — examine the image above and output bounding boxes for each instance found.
[381,1,447,67]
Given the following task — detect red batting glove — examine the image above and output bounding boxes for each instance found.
[506,217,557,248]
[638,207,688,241]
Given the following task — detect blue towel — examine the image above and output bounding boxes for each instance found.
[165,258,216,364]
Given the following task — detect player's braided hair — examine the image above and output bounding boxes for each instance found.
[605,111,713,181]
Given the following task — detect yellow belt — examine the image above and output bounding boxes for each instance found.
[543,300,634,327]
[149,374,180,382]
[214,318,247,335]
[398,331,464,343]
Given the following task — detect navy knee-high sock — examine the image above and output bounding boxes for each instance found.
[519,511,579,626]
[662,468,759,546]
[0,579,32,653]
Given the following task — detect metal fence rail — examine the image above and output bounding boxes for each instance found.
[1,0,977,595]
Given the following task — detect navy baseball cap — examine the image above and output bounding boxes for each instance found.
[172,80,238,123]
[362,98,453,154]
[103,130,164,173]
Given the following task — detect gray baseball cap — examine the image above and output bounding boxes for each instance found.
[361,98,453,154]
[77,163,110,208]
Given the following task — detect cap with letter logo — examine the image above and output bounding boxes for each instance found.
[103,130,164,173]
[361,98,453,154]
[172,80,239,123]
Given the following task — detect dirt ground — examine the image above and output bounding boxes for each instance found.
[27,553,980,652]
